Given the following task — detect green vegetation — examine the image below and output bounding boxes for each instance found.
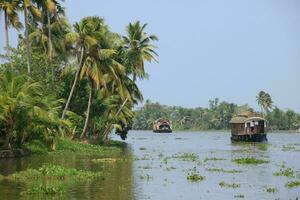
[233,157,269,165]
[12,164,102,181]
[285,181,300,188]
[139,174,153,180]
[0,1,158,151]
[273,167,295,178]
[204,157,226,162]
[206,168,243,173]
[265,187,277,193]
[234,194,245,198]
[21,184,65,195]
[132,98,300,131]
[172,152,198,161]
[219,181,240,188]
[186,167,205,182]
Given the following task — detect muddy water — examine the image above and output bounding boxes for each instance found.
[1,131,300,200]
[112,131,300,200]
[0,148,134,200]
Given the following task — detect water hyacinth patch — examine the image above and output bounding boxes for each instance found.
[233,157,269,165]
[21,184,65,195]
[219,181,240,189]
[285,181,300,188]
[11,165,102,181]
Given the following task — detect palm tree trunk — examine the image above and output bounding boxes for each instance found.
[3,119,13,150]
[47,11,54,83]
[24,7,31,74]
[80,79,94,139]
[4,10,9,49]
[61,47,84,119]
[102,97,129,143]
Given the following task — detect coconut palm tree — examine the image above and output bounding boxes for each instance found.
[0,0,22,49]
[256,91,273,116]
[61,16,105,120]
[19,0,42,74]
[123,21,158,82]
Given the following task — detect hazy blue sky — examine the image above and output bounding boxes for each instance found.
[1,0,299,112]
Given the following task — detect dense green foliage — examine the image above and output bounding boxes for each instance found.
[0,0,158,150]
[132,99,300,131]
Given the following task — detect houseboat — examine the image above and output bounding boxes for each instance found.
[230,111,268,142]
[153,118,172,133]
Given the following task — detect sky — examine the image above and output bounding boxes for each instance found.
[0,0,299,112]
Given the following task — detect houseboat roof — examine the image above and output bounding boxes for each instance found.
[154,118,171,123]
[230,112,266,124]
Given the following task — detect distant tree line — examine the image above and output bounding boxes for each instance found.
[132,98,300,131]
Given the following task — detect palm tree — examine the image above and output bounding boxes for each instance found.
[123,21,158,82]
[0,0,22,49]
[61,16,105,120]
[256,91,273,116]
[19,0,41,74]
[79,46,125,139]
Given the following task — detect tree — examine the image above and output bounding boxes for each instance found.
[123,21,158,82]
[256,91,273,116]
[0,0,22,49]
[61,16,105,120]
[19,0,42,74]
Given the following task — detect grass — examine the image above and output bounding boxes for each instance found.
[265,187,277,193]
[11,164,102,181]
[186,167,205,182]
[285,181,300,188]
[21,184,65,195]
[206,168,243,173]
[219,181,240,188]
[204,157,226,162]
[233,157,269,165]
[25,138,123,157]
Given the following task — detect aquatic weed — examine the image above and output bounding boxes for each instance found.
[273,167,295,178]
[186,167,205,182]
[219,181,240,188]
[233,157,269,165]
[172,152,198,161]
[265,187,277,193]
[204,157,226,162]
[285,181,300,188]
[139,174,153,181]
[206,168,243,173]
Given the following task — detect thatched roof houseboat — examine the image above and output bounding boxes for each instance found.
[153,118,172,133]
[230,111,268,142]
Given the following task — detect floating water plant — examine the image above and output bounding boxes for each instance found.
[186,168,205,182]
[234,194,245,198]
[12,164,102,181]
[219,181,240,188]
[204,157,226,162]
[233,157,269,165]
[172,152,198,161]
[206,168,243,173]
[285,181,300,188]
[139,174,153,180]
[139,147,147,151]
[265,187,277,193]
[273,167,295,178]
[91,158,118,163]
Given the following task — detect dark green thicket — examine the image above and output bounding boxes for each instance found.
[132,100,300,131]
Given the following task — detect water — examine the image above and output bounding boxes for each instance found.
[1,131,300,199]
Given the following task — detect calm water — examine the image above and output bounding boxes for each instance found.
[1,131,300,200]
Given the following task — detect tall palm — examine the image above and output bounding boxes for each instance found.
[61,16,106,120]
[79,47,125,139]
[20,0,41,74]
[123,21,158,82]
[0,0,22,49]
[256,91,273,116]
